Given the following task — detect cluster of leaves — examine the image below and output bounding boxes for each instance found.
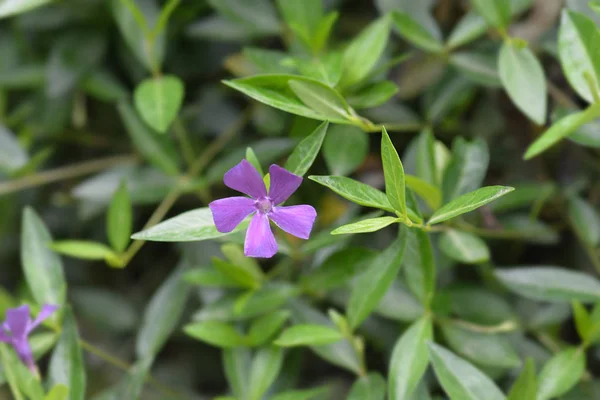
[2,0,600,399]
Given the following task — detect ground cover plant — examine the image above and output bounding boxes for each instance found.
[1,0,600,399]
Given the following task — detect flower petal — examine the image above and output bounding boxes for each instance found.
[27,304,58,333]
[5,305,30,337]
[268,164,302,205]
[224,160,267,198]
[269,205,317,240]
[209,197,256,233]
[12,338,35,371]
[244,213,277,258]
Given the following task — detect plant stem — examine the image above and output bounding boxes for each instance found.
[0,154,137,197]
[173,117,196,167]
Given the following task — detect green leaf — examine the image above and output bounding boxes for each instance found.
[391,11,443,52]
[49,241,116,261]
[429,343,506,400]
[403,229,436,307]
[212,257,262,290]
[248,310,291,346]
[274,324,343,347]
[223,348,251,398]
[438,230,490,264]
[131,207,247,242]
[224,74,353,124]
[405,175,442,210]
[0,0,51,18]
[183,267,241,288]
[331,217,399,235]
[184,321,247,348]
[450,51,501,87]
[568,195,600,246]
[221,243,265,279]
[288,80,352,121]
[323,125,368,176]
[428,186,515,225]
[381,127,407,219]
[82,69,128,103]
[415,128,438,186]
[136,263,190,358]
[524,106,600,159]
[117,100,179,175]
[271,387,330,400]
[246,147,264,176]
[558,10,600,103]
[301,248,376,292]
[442,137,489,202]
[447,11,491,49]
[498,41,546,124]
[507,359,537,400]
[21,207,66,307]
[347,373,386,400]
[347,81,398,110]
[107,181,132,254]
[495,266,600,303]
[348,230,408,328]
[0,343,31,400]
[207,0,279,37]
[389,316,433,400]
[572,301,591,343]
[45,385,69,400]
[341,16,391,87]
[308,175,395,212]
[284,121,328,177]
[48,308,85,400]
[0,124,28,173]
[134,75,184,134]
[537,348,585,400]
[469,0,511,28]
[116,357,152,400]
[276,0,323,50]
[248,347,284,400]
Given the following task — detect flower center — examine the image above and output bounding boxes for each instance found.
[255,197,273,214]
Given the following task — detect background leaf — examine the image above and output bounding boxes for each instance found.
[134,75,184,133]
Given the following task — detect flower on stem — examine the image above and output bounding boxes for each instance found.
[209,160,317,258]
[0,304,58,373]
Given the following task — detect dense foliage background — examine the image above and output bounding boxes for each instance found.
[2,0,600,399]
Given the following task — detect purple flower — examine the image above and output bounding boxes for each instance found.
[209,160,317,258]
[0,304,58,372]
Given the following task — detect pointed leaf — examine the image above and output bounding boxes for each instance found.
[248,347,284,400]
[381,127,407,219]
[348,373,386,400]
[439,230,490,264]
[507,359,537,400]
[107,181,132,253]
[331,216,399,235]
[285,121,328,177]
[49,241,116,261]
[469,0,511,28]
[288,80,352,120]
[274,324,343,347]
[308,175,395,212]
[184,321,247,348]
[568,195,600,246]
[537,347,585,400]
[0,124,28,173]
[323,125,368,176]
[134,75,184,133]
[391,11,443,52]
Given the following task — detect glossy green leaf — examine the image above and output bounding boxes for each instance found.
[405,175,441,210]
[323,125,368,176]
[450,51,501,87]
[184,321,247,348]
[568,195,600,246]
[347,81,398,110]
[222,348,250,398]
[248,347,284,400]
[308,175,395,212]
[288,79,352,120]
[285,121,328,177]
[558,10,600,103]
[391,11,443,52]
[389,316,433,400]
[48,308,85,400]
[537,347,585,400]
[248,310,291,346]
[21,207,66,307]
[134,75,184,133]
[381,127,407,219]
[117,100,179,175]
[341,16,391,87]
[507,359,537,400]
[447,11,489,49]
[495,266,600,303]
[429,343,506,400]
[331,216,399,235]
[428,186,514,225]
[246,147,264,176]
[0,124,27,173]
[442,137,489,202]
[132,207,247,242]
[276,0,322,49]
[136,263,190,358]
[498,41,546,124]
[212,257,262,290]
[469,0,511,28]
[49,241,116,261]
[348,373,386,400]
[403,229,436,307]
[274,324,343,347]
[107,181,132,254]
[438,230,490,264]
[572,301,591,343]
[348,230,408,328]
[0,0,52,18]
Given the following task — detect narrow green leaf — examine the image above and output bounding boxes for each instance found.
[49,241,116,261]
[428,186,514,225]
[323,125,368,176]
[45,385,69,400]
[348,230,408,328]
[285,121,328,177]
[274,324,343,347]
[429,343,506,400]
[381,127,407,219]
[48,308,85,400]
[347,81,398,110]
[568,195,600,246]
[495,266,600,303]
[498,41,546,124]
[507,359,537,400]
[212,258,262,290]
[271,387,330,400]
[183,267,241,288]
[438,230,490,264]
[221,243,265,281]
[391,11,443,52]
[107,181,132,253]
[403,229,436,307]
[248,310,291,346]
[442,137,489,202]
[469,0,511,28]
[276,0,322,49]
[308,175,395,212]
[405,175,442,210]
[347,373,386,400]
[184,321,247,348]
[537,348,585,400]
[21,207,66,307]
[134,75,184,133]
[0,344,27,400]
[389,317,433,400]
[246,147,264,176]
[248,347,284,400]
[331,216,399,235]
[572,301,591,343]
[223,348,251,398]
[0,124,28,173]
[288,80,352,120]
[0,0,51,18]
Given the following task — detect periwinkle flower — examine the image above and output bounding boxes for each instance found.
[209,160,317,258]
[0,304,58,372]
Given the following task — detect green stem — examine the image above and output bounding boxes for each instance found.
[173,117,196,167]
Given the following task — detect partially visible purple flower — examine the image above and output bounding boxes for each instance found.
[0,304,58,372]
[209,160,317,258]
